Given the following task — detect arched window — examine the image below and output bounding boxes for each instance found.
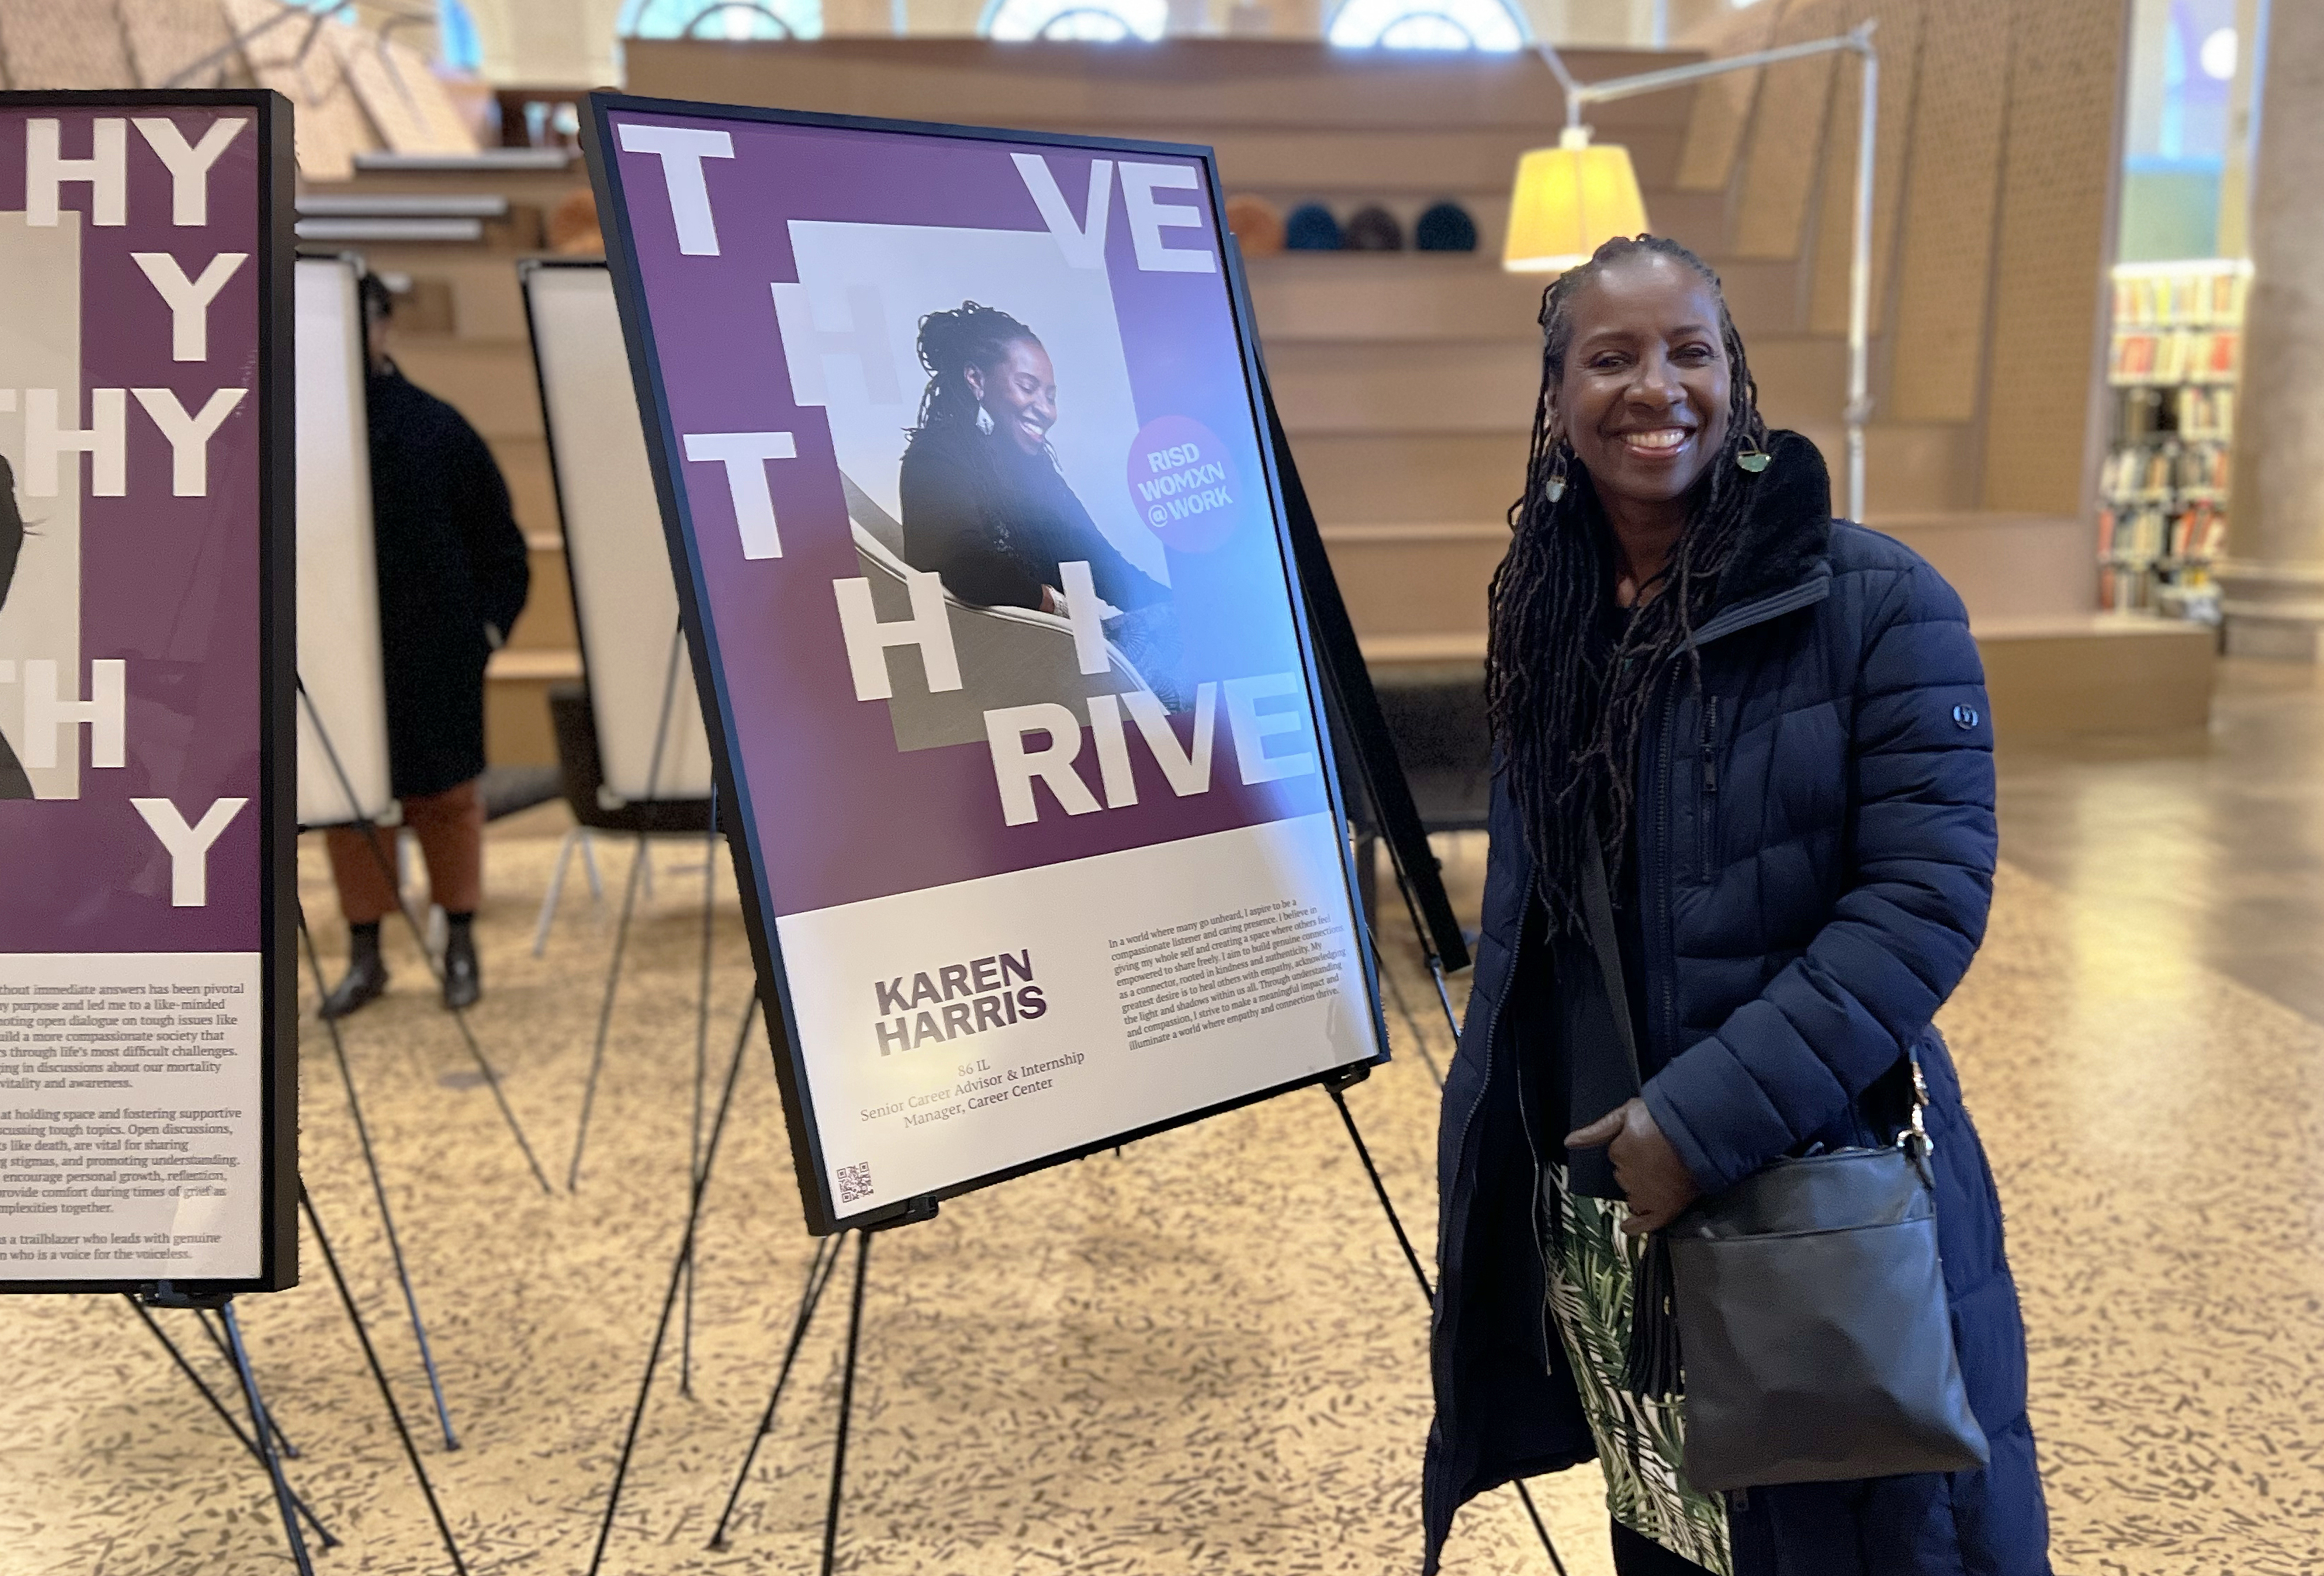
[619,0,823,41]
[981,0,1167,42]
[1326,0,1525,51]
[437,0,484,72]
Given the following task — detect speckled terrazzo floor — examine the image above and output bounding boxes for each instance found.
[7,671,2324,1575]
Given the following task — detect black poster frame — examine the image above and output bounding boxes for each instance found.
[0,89,298,1296]
[583,91,1389,1234]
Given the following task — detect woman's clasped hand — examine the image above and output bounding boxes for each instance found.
[1565,1098,1701,1235]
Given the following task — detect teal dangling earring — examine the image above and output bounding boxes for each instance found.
[1545,440,1570,503]
[1736,437,1772,474]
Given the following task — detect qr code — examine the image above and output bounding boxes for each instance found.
[836,1161,873,1205]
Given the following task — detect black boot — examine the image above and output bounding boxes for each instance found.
[442,911,481,1010]
[321,923,389,1019]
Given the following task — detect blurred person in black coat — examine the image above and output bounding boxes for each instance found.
[321,274,529,1017]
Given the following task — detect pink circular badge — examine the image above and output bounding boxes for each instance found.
[1126,416,1244,554]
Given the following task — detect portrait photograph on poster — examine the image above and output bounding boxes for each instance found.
[585,96,1388,1232]
[0,91,295,1295]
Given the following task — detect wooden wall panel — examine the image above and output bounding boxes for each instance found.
[1979,0,2129,513]
[1886,0,2016,424]
[1806,0,1925,340]
[1731,0,1848,260]
[226,0,378,181]
[1671,0,1783,195]
[623,38,1661,133]
[0,0,134,89]
[120,0,241,90]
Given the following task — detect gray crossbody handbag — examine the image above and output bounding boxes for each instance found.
[1580,845,1989,1492]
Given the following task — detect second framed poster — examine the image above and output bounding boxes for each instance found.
[586,94,1385,1231]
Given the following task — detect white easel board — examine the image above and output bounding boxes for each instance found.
[293,255,393,828]
[521,260,715,804]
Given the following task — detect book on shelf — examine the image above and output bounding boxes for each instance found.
[2107,328,2242,386]
[2169,508,2226,564]
[2177,386,2237,440]
[2112,331,2158,382]
[2110,265,2249,329]
[2102,262,2247,620]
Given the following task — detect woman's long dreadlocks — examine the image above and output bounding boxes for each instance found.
[911,300,1040,435]
[905,302,1049,556]
[1485,234,1771,933]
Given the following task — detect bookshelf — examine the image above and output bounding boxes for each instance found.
[2099,258,2249,619]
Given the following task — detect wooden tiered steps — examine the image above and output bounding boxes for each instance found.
[304,36,2203,757]
[622,38,2191,735]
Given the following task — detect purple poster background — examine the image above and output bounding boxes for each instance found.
[0,108,265,955]
[602,110,1334,920]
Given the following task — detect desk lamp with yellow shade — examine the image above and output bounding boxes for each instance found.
[1502,126,1650,275]
[1503,24,1881,521]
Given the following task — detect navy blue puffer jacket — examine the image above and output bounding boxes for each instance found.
[1423,436,2050,1575]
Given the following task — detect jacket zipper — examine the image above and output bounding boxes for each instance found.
[1641,581,1824,1055]
[1469,586,1826,1418]
[1699,693,1719,883]
[1647,670,1680,1066]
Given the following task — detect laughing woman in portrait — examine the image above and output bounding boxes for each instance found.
[899,302,1185,703]
[1425,236,2050,1576]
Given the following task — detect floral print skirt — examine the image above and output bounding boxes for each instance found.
[1541,1162,1733,1574]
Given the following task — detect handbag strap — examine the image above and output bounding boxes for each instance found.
[1581,840,1688,1399]
[1584,833,1937,1165]
[1903,1052,1934,1160]
[1578,836,1645,1095]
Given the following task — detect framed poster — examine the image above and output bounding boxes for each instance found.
[0,92,296,1293]
[585,94,1387,1233]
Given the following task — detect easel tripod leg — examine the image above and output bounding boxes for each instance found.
[1327,1084,1432,1300]
[821,1229,873,1576]
[122,1298,337,1548]
[682,785,720,1399]
[297,676,552,1193]
[568,620,693,1192]
[566,827,650,1191]
[301,1184,472,1574]
[195,1305,300,1459]
[584,995,761,1576]
[1340,845,1568,1575]
[1371,940,1446,1091]
[298,899,462,1450]
[707,1231,847,1550]
[533,827,579,956]
[219,1300,316,1576]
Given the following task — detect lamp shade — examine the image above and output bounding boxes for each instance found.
[1502,127,1650,274]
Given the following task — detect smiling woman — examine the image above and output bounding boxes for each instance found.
[1423,236,2054,1576]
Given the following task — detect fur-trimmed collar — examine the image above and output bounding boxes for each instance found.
[1708,428,1833,614]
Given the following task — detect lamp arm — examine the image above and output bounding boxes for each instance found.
[1532,42,1581,127]
[1566,22,1877,113]
[1844,35,1878,523]
[1541,19,1880,520]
